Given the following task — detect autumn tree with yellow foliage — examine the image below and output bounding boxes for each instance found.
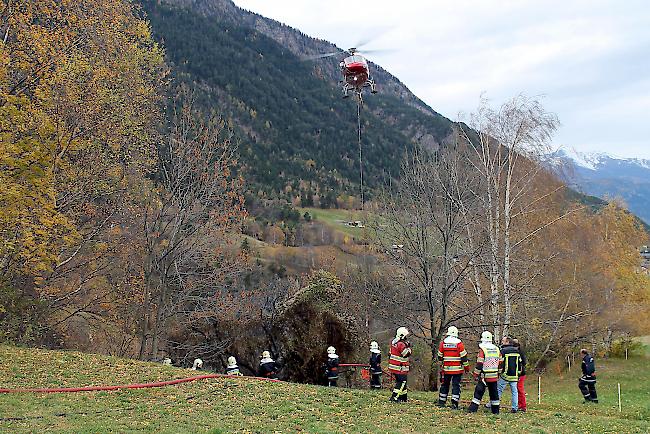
[0,0,165,345]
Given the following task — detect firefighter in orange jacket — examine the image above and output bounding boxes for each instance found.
[388,326,412,403]
[437,325,470,409]
[467,331,503,414]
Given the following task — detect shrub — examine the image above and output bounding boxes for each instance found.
[609,337,644,358]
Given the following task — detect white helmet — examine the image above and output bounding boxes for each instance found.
[396,327,409,339]
[227,356,237,367]
[481,331,493,343]
[327,346,336,354]
[261,350,271,359]
[370,341,379,350]
[192,358,203,370]
[162,357,172,366]
[446,326,459,337]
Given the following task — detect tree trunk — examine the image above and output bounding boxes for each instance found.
[502,158,514,338]
[428,328,445,392]
[138,267,153,360]
[150,278,167,360]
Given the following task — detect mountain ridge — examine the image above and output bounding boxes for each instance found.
[156,0,440,117]
[141,0,455,204]
[143,0,648,226]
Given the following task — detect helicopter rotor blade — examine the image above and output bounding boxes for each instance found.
[302,51,340,61]
[353,26,395,50]
[353,38,372,50]
[356,48,396,56]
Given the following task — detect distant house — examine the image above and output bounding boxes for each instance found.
[346,220,365,228]
[641,246,650,259]
[641,246,650,274]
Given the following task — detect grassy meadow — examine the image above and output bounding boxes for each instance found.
[1,344,649,433]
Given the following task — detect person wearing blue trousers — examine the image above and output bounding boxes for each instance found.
[497,336,522,413]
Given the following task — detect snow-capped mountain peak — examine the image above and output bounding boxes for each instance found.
[552,147,650,172]
[549,146,650,224]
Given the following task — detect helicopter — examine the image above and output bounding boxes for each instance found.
[306,46,385,102]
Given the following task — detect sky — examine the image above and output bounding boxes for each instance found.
[233,0,650,159]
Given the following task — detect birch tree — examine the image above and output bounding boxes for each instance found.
[459,95,566,340]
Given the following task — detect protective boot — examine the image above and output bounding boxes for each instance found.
[491,404,500,414]
[467,402,479,413]
[451,399,460,410]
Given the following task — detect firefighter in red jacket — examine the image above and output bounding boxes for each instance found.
[388,326,412,403]
[467,331,503,414]
[437,325,470,409]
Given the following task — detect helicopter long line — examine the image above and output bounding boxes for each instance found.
[357,101,364,209]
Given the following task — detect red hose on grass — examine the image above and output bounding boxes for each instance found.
[0,373,280,394]
[339,363,392,376]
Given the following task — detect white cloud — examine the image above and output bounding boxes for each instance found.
[234,0,650,158]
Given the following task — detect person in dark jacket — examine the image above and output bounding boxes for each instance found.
[579,349,598,403]
[512,339,527,411]
[369,341,382,389]
[258,351,279,379]
[226,356,243,376]
[496,336,522,413]
[325,346,340,387]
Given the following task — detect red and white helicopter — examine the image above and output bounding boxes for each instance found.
[307,45,386,102]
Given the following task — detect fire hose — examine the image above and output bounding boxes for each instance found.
[2,365,380,394]
[0,373,280,394]
[338,363,392,377]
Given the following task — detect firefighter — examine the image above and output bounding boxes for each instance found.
[225,356,242,376]
[467,331,503,414]
[325,346,340,387]
[191,358,203,370]
[388,327,412,403]
[437,325,470,409]
[369,341,382,389]
[578,349,598,403]
[258,350,279,379]
[512,339,527,411]
[496,336,522,413]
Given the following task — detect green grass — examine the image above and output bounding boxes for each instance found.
[299,207,368,238]
[1,345,649,433]
[636,336,650,357]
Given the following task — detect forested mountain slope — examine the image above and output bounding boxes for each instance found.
[141,0,454,203]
